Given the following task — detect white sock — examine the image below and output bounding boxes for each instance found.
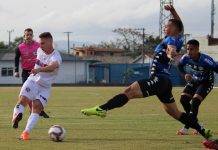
[24,113,39,133]
[13,104,24,117]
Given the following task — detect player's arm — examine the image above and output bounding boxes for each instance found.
[178,56,192,81]
[30,61,59,76]
[165,5,184,34]
[166,45,177,59]
[206,57,218,73]
[14,47,21,77]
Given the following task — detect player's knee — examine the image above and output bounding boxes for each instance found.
[32,100,43,113]
[165,108,181,120]
[180,95,191,105]
[18,96,30,106]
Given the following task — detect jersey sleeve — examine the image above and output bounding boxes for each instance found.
[203,56,218,73]
[14,46,21,72]
[51,52,62,66]
[154,36,170,52]
[177,55,188,75]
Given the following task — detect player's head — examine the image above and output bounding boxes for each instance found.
[164,19,183,36]
[186,39,200,59]
[39,32,53,52]
[24,28,34,43]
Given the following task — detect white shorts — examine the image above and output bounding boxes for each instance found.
[19,79,51,107]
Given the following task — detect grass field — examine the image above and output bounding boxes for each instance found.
[0,86,218,150]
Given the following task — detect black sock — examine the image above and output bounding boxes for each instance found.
[180,95,192,129]
[179,113,205,137]
[100,94,129,110]
[190,98,201,120]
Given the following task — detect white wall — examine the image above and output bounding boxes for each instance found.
[0,61,89,84]
[56,61,88,84]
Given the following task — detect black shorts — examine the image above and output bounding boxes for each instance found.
[183,81,214,99]
[22,69,31,83]
[138,76,175,104]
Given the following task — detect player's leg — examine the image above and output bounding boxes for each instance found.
[81,80,144,117]
[177,83,195,135]
[12,96,30,128]
[12,79,35,129]
[162,102,212,140]
[20,99,43,140]
[20,85,50,140]
[81,77,161,117]
[156,80,212,140]
[22,70,33,112]
[191,82,213,135]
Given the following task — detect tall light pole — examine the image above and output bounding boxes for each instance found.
[7,29,14,49]
[211,0,215,38]
[159,0,173,39]
[64,32,72,54]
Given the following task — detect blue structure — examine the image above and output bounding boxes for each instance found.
[90,63,186,86]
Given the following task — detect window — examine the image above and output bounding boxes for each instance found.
[1,67,13,77]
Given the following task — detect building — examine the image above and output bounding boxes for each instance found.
[194,36,218,60]
[0,50,92,85]
[72,47,134,64]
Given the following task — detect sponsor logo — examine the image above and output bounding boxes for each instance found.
[26,87,30,92]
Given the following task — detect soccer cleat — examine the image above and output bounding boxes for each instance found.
[204,129,213,140]
[192,122,203,135]
[192,130,199,135]
[176,128,189,135]
[12,113,23,129]
[81,106,107,118]
[203,140,218,150]
[19,131,30,140]
[39,110,50,118]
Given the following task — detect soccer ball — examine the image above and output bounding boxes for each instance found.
[48,125,66,142]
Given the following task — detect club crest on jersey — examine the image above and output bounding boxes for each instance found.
[35,59,48,67]
[26,87,31,92]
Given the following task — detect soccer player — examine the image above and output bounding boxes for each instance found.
[81,5,215,147]
[14,28,50,118]
[176,40,217,134]
[12,32,62,140]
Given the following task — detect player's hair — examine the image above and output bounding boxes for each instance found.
[24,28,33,33]
[39,32,53,39]
[187,39,200,47]
[169,19,183,32]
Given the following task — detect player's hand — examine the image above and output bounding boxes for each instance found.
[184,74,192,81]
[164,5,175,11]
[14,72,19,78]
[30,68,41,76]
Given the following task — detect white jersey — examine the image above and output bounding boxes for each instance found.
[29,48,62,87]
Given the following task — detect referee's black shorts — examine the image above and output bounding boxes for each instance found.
[183,80,214,99]
[22,69,31,84]
[138,76,175,103]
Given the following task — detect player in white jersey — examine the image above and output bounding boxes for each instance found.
[12,32,62,140]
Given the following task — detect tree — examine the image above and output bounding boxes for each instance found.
[93,28,161,58]
[10,36,23,50]
[0,41,8,49]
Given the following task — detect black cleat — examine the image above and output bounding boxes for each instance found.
[12,113,23,129]
[39,110,49,118]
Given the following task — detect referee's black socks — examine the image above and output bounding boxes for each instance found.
[100,94,129,110]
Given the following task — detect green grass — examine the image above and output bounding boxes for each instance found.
[0,86,218,150]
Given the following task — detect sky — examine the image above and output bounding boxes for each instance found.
[0,0,217,45]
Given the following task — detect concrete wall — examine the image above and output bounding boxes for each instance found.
[0,61,89,84]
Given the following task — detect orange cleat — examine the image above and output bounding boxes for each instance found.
[176,128,189,135]
[19,131,30,140]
